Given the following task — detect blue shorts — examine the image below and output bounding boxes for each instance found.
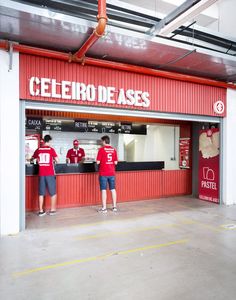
[39,176,56,196]
[99,176,116,190]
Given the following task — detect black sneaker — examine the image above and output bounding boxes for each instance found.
[38,211,46,217]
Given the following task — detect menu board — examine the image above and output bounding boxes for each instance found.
[74,120,88,132]
[25,134,40,163]
[26,117,43,131]
[87,121,101,133]
[118,123,132,134]
[44,119,62,131]
[131,124,147,135]
[100,122,117,133]
[38,118,147,135]
[118,123,146,135]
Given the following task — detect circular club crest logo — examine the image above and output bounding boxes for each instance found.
[213,100,225,114]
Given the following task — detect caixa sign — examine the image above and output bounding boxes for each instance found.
[26,117,43,130]
[29,77,151,108]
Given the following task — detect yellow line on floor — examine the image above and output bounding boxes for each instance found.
[75,223,179,240]
[197,223,223,232]
[13,239,188,278]
[49,216,143,232]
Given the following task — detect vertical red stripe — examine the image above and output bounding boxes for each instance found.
[26,170,192,211]
[20,54,226,117]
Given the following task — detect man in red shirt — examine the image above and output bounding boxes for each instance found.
[96,135,118,213]
[66,139,85,164]
[32,135,59,216]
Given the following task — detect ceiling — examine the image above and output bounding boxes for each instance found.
[1,0,236,84]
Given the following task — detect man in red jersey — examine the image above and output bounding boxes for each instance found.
[32,135,59,216]
[96,135,118,213]
[66,139,85,164]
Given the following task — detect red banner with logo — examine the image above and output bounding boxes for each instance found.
[198,128,219,203]
[179,138,190,169]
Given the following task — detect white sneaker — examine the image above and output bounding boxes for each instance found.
[48,210,57,216]
[112,207,118,212]
[98,208,107,213]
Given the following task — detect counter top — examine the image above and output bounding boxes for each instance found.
[25,161,165,175]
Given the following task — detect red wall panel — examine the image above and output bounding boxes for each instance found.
[20,54,226,117]
[26,170,192,211]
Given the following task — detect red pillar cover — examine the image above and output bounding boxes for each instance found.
[198,128,219,203]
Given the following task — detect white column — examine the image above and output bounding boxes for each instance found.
[222,89,236,205]
[0,50,20,234]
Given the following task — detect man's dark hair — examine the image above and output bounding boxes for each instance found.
[101,135,110,144]
[44,135,52,143]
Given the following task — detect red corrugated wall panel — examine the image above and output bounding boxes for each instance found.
[20,54,226,117]
[26,170,192,211]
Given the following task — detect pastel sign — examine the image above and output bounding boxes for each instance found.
[29,77,150,108]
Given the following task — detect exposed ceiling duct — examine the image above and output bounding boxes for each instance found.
[1,0,236,83]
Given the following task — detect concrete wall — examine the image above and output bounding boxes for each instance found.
[123,125,180,170]
[218,0,236,38]
[223,89,236,205]
[0,50,20,235]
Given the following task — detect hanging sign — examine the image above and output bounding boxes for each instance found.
[179,138,190,169]
[26,117,43,130]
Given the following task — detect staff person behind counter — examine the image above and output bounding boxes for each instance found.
[66,139,85,164]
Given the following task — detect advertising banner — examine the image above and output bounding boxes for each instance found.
[179,138,190,169]
[25,134,40,163]
[198,128,219,203]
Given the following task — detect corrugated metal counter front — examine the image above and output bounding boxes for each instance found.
[25,162,192,211]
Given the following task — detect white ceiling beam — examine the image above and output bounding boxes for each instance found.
[151,0,218,36]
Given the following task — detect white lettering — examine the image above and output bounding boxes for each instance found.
[126,89,135,106]
[86,84,96,101]
[77,83,87,101]
[71,81,77,100]
[41,78,51,97]
[117,88,127,105]
[134,90,143,107]
[29,120,41,126]
[142,92,150,107]
[28,77,151,108]
[98,85,107,103]
[29,77,40,96]
[201,181,217,190]
[61,81,71,99]
[51,79,61,98]
[107,87,116,104]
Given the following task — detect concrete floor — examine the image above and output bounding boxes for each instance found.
[1,197,236,300]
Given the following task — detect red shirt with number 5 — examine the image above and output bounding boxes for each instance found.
[96,145,118,176]
[32,146,58,176]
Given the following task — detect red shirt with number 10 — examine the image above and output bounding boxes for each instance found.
[96,145,118,176]
[33,146,58,176]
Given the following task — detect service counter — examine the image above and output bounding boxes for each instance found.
[25,161,192,211]
[25,161,165,175]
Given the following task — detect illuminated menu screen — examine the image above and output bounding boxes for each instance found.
[27,118,147,135]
